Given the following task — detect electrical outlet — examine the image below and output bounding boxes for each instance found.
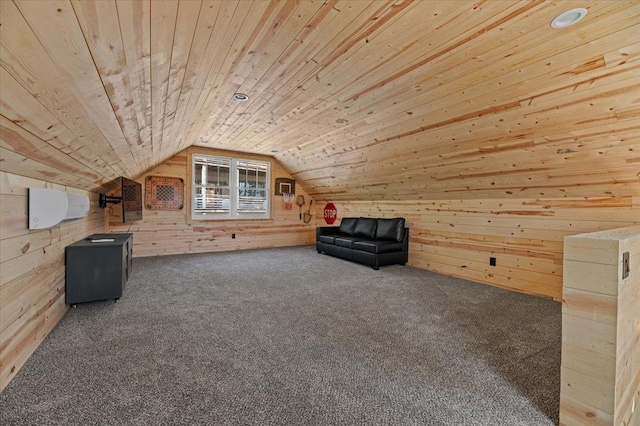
[489,257,496,266]
[232,233,236,239]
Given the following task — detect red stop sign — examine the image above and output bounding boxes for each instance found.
[323,203,338,224]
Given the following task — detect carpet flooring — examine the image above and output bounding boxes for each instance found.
[0,245,561,425]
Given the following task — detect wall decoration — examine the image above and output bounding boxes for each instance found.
[283,192,295,211]
[303,200,314,224]
[275,178,295,196]
[323,202,337,224]
[296,195,305,219]
[145,176,184,210]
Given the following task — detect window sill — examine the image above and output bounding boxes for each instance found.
[190,216,273,222]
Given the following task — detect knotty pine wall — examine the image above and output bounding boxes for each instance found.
[314,198,640,301]
[0,171,107,391]
[561,226,640,425]
[109,147,315,257]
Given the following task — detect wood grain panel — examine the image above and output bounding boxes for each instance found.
[70,0,150,172]
[0,171,108,392]
[108,148,316,257]
[14,0,139,176]
[180,1,269,148]
[313,198,639,300]
[1,1,637,202]
[561,226,640,426]
[0,67,116,185]
[115,0,152,149]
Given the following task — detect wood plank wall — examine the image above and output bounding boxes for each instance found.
[0,171,107,392]
[109,148,315,257]
[561,226,640,425]
[314,197,640,301]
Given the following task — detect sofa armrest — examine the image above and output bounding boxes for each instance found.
[403,228,410,250]
[317,226,342,240]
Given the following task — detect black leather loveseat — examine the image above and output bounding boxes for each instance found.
[316,217,409,270]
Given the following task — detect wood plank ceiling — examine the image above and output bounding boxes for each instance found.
[1,0,639,200]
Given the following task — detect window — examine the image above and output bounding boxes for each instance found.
[192,154,270,220]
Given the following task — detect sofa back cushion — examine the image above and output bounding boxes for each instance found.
[353,217,378,239]
[375,218,406,242]
[339,217,359,235]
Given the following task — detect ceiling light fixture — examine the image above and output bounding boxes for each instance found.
[233,93,249,101]
[551,8,587,29]
[335,118,348,124]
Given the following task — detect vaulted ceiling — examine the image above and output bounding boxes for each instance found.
[1,0,638,200]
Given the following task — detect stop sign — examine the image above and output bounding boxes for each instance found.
[323,203,338,224]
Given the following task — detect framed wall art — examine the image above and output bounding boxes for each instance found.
[145,176,184,210]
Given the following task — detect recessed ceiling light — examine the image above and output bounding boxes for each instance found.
[335,118,348,124]
[233,93,249,101]
[271,150,279,153]
[551,8,587,29]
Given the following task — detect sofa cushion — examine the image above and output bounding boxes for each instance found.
[354,240,403,254]
[375,218,406,242]
[318,235,337,244]
[334,237,358,249]
[338,217,359,235]
[353,217,377,239]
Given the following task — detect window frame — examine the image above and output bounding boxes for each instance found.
[191,153,270,221]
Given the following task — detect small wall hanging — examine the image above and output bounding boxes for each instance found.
[145,176,184,210]
[275,178,295,196]
[323,202,337,224]
[296,195,305,219]
[303,200,313,224]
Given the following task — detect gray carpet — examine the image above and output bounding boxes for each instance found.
[0,245,561,425]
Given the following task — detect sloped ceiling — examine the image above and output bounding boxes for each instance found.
[1,0,638,199]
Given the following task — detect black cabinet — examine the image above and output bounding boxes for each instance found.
[65,233,133,306]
